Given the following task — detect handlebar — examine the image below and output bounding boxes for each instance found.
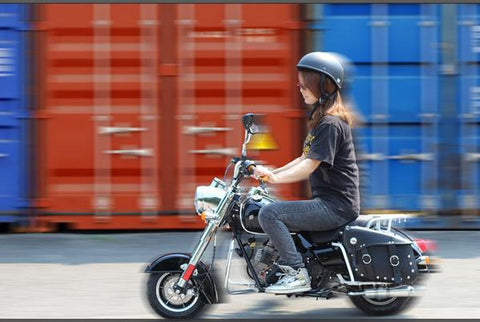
[243,160,270,183]
[229,157,271,187]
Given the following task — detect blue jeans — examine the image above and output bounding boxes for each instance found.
[258,198,352,269]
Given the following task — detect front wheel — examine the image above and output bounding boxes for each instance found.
[147,272,206,319]
[349,294,411,316]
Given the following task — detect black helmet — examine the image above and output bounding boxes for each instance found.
[296,52,344,89]
[327,52,354,92]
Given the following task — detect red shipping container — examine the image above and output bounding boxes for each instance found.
[36,4,203,230]
[35,4,304,231]
[174,4,304,211]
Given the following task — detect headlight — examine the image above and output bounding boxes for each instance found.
[194,186,227,215]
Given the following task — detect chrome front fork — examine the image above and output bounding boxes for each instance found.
[175,221,218,290]
[174,187,236,292]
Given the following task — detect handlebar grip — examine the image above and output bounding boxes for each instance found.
[244,160,256,175]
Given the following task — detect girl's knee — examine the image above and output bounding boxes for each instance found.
[258,203,279,224]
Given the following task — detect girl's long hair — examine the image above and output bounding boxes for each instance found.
[299,69,354,130]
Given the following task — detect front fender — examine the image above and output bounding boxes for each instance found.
[145,253,220,304]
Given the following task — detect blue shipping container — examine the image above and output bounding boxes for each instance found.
[357,125,439,211]
[310,4,440,123]
[0,4,29,224]
[309,4,441,212]
[458,4,480,212]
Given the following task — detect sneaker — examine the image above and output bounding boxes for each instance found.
[265,265,312,294]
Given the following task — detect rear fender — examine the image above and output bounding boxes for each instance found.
[145,253,220,304]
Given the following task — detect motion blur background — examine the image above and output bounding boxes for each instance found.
[1,3,480,232]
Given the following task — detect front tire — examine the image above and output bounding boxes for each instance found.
[147,272,206,319]
[349,294,411,316]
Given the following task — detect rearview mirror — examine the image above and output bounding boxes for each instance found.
[242,113,260,134]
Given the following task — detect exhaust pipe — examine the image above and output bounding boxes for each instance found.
[348,285,417,298]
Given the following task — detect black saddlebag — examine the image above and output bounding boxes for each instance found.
[342,226,418,285]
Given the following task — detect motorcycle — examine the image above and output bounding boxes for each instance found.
[145,113,437,318]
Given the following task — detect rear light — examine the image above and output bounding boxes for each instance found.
[414,239,437,253]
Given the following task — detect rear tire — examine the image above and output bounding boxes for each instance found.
[349,294,411,316]
[147,272,206,319]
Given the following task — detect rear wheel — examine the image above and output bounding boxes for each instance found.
[349,294,411,316]
[147,272,206,319]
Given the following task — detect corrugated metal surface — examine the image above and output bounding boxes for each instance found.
[310,4,441,211]
[458,4,480,214]
[35,4,204,230]
[0,4,29,223]
[175,4,303,211]
[35,4,303,230]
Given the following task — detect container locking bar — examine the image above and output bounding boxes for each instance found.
[105,149,153,157]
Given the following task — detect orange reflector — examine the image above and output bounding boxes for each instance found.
[424,256,430,265]
[201,212,206,222]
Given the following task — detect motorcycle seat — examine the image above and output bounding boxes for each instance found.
[300,215,373,245]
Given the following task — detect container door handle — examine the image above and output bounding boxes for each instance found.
[357,153,385,161]
[105,149,153,157]
[189,148,237,156]
[387,153,433,161]
[99,126,147,134]
[0,153,8,158]
[466,153,480,162]
[184,126,233,135]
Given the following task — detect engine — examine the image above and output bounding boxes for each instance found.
[243,237,279,285]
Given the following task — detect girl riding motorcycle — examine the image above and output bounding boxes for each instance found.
[253,52,360,294]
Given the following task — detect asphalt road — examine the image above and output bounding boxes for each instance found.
[0,230,479,319]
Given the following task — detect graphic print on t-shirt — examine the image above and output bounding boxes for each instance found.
[303,132,315,156]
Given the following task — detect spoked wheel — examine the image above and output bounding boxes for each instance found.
[147,272,206,319]
[349,293,411,316]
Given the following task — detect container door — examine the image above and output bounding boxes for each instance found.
[39,4,162,219]
[175,4,302,211]
[458,5,480,214]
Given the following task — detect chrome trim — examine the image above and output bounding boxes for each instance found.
[336,274,392,287]
[176,220,218,289]
[233,161,243,181]
[363,214,411,233]
[332,242,355,283]
[416,256,429,266]
[238,199,267,236]
[390,255,400,267]
[243,130,252,150]
[362,254,372,265]
[224,238,259,295]
[194,185,227,215]
[416,255,438,273]
[238,195,274,236]
[348,285,417,298]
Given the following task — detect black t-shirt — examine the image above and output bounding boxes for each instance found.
[303,115,360,219]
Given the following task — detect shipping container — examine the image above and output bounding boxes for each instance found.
[34,4,202,231]
[309,4,441,212]
[458,4,480,215]
[357,124,438,211]
[35,4,303,231]
[0,4,30,227]
[175,4,303,211]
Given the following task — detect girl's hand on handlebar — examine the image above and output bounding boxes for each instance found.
[253,165,278,184]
